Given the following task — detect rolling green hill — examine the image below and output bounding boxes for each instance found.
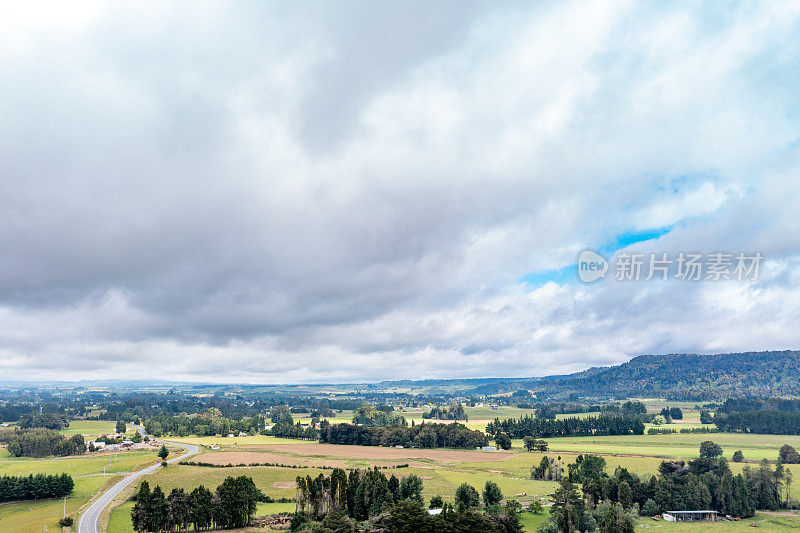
[488,350,800,400]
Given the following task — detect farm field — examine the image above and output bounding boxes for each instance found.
[0,449,161,533]
[106,431,800,531]
[59,419,118,436]
[533,432,800,461]
[8,409,800,532]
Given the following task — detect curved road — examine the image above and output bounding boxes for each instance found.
[77,436,199,533]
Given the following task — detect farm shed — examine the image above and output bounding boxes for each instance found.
[663,510,718,522]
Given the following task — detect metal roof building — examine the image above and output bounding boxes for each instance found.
[663,510,719,522]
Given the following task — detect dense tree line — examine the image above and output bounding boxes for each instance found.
[486,414,644,439]
[131,476,261,532]
[0,473,74,502]
[291,468,522,533]
[319,421,488,449]
[3,428,85,457]
[423,403,467,421]
[0,402,38,423]
[717,397,800,414]
[714,410,800,435]
[17,413,69,430]
[143,411,267,438]
[269,421,320,440]
[294,467,424,520]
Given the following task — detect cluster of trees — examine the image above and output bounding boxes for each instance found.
[131,476,261,532]
[532,456,562,481]
[319,422,488,449]
[294,468,424,520]
[534,440,798,533]
[352,404,406,427]
[779,444,800,464]
[486,415,644,439]
[17,413,69,430]
[538,478,644,533]
[0,473,74,502]
[4,429,85,457]
[423,403,467,421]
[291,468,523,533]
[523,436,549,452]
[658,407,683,421]
[267,405,319,440]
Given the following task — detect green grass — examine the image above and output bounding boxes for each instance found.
[519,510,551,531]
[521,432,800,461]
[0,451,157,532]
[142,464,329,501]
[108,501,135,533]
[60,420,117,436]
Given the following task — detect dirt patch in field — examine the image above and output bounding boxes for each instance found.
[273,481,297,489]
[249,443,519,464]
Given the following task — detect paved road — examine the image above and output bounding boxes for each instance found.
[77,436,199,533]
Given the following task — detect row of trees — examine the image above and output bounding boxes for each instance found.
[294,467,424,520]
[4,429,85,457]
[319,421,488,449]
[0,473,74,502]
[291,468,522,533]
[131,476,261,532]
[486,414,645,439]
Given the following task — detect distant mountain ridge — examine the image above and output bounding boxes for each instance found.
[471,350,800,400]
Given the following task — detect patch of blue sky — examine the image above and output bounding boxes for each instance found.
[601,225,672,254]
[520,225,672,287]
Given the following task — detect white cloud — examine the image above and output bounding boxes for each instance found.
[0,1,799,381]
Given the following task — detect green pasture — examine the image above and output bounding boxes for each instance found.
[0,450,157,533]
[60,420,117,436]
[523,432,800,461]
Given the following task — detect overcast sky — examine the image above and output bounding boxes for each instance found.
[1,1,799,383]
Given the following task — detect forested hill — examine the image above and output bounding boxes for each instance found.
[472,350,800,400]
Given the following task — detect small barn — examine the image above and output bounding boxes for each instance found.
[662,510,718,522]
